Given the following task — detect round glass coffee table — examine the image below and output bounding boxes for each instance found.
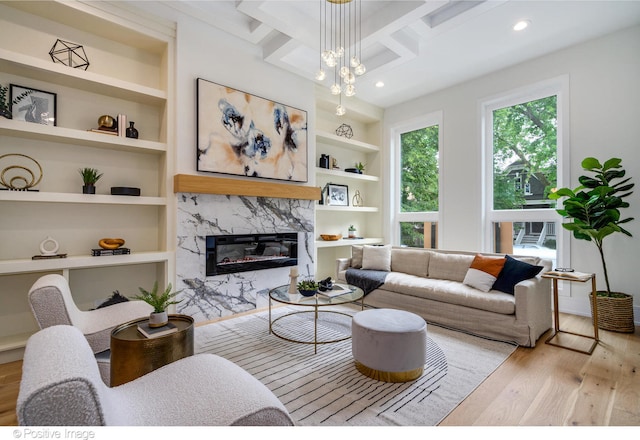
[268,284,364,353]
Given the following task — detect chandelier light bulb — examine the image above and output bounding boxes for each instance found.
[350,56,360,68]
[315,69,326,81]
[354,63,366,76]
[336,104,346,116]
[325,56,337,68]
[344,84,356,97]
[343,72,355,85]
[339,66,349,78]
[321,49,334,63]
[336,46,345,58]
[330,83,342,95]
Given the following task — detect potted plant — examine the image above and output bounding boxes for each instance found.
[0,84,32,119]
[131,281,182,327]
[355,162,366,174]
[78,167,103,194]
[348,224,357,239]
[297,278,319,297]
[549,157,634,332]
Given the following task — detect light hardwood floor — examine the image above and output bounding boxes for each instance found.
[1,313,637,426]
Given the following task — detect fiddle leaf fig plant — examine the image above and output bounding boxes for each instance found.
[549,157,634,296]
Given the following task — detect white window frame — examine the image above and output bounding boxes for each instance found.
[390,111,443,246]
[480,75,571,269]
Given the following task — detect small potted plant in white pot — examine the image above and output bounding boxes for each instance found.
[348,224,357,239]
[78,167,103,194]
[131,281,182,327]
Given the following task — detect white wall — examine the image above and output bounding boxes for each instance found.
[383,25,640,318]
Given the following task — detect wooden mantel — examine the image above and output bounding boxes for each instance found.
[173,174,321,201]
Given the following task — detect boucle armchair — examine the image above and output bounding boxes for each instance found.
[28,273,152,354]
[18,325,294,426]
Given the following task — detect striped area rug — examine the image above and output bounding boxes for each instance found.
[195,305,516,426]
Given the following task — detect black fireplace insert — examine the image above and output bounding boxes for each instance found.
[206,232,298,276]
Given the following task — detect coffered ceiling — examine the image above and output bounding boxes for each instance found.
[165,0,640,109]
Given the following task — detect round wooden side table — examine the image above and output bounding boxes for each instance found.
[110,314,194,386]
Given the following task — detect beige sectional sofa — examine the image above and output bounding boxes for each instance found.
[336,246,553,347]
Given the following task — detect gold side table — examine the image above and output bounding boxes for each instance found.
[542,272,599,355]
[110,314,194,386]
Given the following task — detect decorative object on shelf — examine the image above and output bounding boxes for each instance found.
[348,225,357,238]
[352,189,363,207]
[0,153,43,191]
[79,167,102,194]
[320,234,342,241]
[98,238,125,250]
[126,121,139,139]
[138,287,179,329]
[111,187,140,196]
[315,0,366,116]
[325,183,349,206]
[131,281,183,328]
[331,157,339,169]
[335,123,353,139]
[39,236,59,256]
[296,278,319,297]
[49,39,90,71]
[196,78,308,182]
[117,114,127,137]
[92,247,130,256]
[319,154,330,169]
[90,114,118,136]
[10,85,57,125]
[0,83,32,119]
[549,157,635,332]
[288,266,299,294]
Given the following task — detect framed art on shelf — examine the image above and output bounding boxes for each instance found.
[326,183,349,206]
[196,78,308,182]
[10,85,57,126]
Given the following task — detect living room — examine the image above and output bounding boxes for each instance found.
[0,0,639,429]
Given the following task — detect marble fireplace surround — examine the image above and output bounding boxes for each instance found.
[174,175,320,323]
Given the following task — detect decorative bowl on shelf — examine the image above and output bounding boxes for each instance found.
[320,234,342,241]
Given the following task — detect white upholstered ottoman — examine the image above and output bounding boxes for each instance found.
[352,308,427,382]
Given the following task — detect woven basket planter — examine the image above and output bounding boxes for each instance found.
[590,292,635,333]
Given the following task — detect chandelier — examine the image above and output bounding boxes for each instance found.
[315,0,366,116]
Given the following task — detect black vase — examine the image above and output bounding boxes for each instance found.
[82,184,96,194]
[126,121,139,139]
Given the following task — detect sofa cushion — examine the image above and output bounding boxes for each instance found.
[492,255,544,295]
[463,254,507,292]
[391,248,430,278]
[351,245,363,268]
[382,272,516,315]
[362,245,392,271]
[427,252,474,282]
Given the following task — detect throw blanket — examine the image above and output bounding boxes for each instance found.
[345,268,388,295]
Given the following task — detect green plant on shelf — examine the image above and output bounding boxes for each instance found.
[78,167,103,185]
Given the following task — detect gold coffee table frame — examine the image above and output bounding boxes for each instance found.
[268,284,364,354]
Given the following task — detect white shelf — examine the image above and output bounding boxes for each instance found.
[316,205,379,212]
[0,118,166,154]
[316,167,379,182]
[315,238,384,248]
[0,251,172,276]
[0,191,166,205]
[316,130,379,153]
[0,48,167,105]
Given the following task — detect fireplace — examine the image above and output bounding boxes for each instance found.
[205,232,298,276]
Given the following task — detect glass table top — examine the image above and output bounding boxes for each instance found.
[269,283,364,306]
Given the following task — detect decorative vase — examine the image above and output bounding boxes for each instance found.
[348,229,356,238]
[149,310,169,328]
[299,289,317,297]
[82,184,95,194]
[126,121,139,139]
[590,292,634,333]
[319,154,330,169]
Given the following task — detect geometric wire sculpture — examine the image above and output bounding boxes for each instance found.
[49,39,90,71]
[0,153,43,191]
[335,123,353,139]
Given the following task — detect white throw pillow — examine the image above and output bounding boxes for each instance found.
[361,245,392,271]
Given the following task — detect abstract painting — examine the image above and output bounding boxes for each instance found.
[197,78,308,182]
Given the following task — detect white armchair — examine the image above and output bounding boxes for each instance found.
[17,325,294,426]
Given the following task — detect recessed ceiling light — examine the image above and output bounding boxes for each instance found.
[513,20,531,31]
[375,81,384,88]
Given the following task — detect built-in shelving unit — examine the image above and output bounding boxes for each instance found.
[314,90,384,279]
[0,1,175,361]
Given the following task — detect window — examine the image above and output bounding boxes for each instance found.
[392,112,442,248]
[482,77,570,269]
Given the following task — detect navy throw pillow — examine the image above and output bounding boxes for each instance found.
[492,255,543,295]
